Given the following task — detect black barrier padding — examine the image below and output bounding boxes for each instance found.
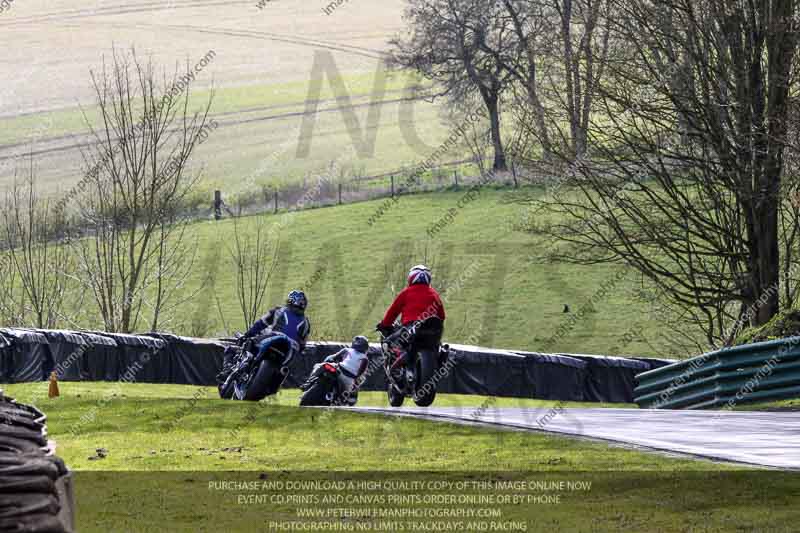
[0,334,12,383]
[447,347,529,398]
[48,342,83,381]
[81,344,122,382]
[124,345,168,383]
[44,335,84,382]
[522,353,587,401]
[89,333,168,384]
[0,347,10,383]
[173,342,224,385]
[566,354,650,403]
[35,331,87,382]
[145,333,227,385]
[584,366,640,403]
[1,328,664,404]
[9,344,50,383]
[0,330,51,383]
[38,330,113,382]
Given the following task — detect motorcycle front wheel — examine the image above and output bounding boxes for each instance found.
[243,359,279,401]
[388,384,405,407]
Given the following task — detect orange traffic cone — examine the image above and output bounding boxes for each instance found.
[48,371,60,398]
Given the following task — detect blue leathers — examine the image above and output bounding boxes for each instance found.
[245,306,311,365]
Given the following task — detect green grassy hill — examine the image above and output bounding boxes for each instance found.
[73,186,682,358]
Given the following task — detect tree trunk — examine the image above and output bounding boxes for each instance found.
[485,93,507,171]
[754,206,781,325]
[753,0,796,326]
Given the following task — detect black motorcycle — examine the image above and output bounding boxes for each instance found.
[298,357,358,407]
[378,318,449,408]
[218,333,293,401]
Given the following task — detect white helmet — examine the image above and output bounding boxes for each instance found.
[407,264,432,286]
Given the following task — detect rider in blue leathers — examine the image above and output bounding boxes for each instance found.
[242,290,311,365]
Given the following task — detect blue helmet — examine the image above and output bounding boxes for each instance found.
[287,290,308,311]
[407,265,432,286]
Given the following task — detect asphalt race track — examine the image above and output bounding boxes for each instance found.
[350,406,800,470]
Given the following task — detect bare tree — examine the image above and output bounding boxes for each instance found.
[523,0,800,346]
[391,0,514,170]
[0,243,23,326]
[483,0,555,159]
[1,165,73,329]
[228,214,282,330]
[548,0,611,158]
[441,100,494,175]
[481,0,611,161]
[72,48,214,333]
[142,219,203,332]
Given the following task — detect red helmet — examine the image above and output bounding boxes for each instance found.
[407,265,432,286]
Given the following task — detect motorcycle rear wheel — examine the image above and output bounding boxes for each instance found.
[413,350,437,407]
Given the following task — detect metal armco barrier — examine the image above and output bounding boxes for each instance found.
[635,337,800,409]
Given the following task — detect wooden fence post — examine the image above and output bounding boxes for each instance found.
[338,183,343,205]
[273,189,278,213]
[454,170,459,187]
[213,190,222,220]
[391,175,395,198]
[512,160,519,188]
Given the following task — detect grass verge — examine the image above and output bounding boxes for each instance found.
[4,383,798,532]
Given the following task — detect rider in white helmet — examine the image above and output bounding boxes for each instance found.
[319,335,370,405]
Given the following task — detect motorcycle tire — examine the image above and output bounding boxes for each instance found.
[300,381,332,406]
[388,384,405,407]
[413,349,437,407]
[243,360,279,401]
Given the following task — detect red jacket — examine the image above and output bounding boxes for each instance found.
[380,284,446,327]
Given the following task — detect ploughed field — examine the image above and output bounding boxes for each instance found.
[0,0,453,197]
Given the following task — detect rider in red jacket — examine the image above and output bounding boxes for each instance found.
[379,265,446,329]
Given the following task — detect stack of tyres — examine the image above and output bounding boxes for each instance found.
[0,390,74,533]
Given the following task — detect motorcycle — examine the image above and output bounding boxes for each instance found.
[378,318,449,408]
[218,333,294,401]
[298,357,358,407]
